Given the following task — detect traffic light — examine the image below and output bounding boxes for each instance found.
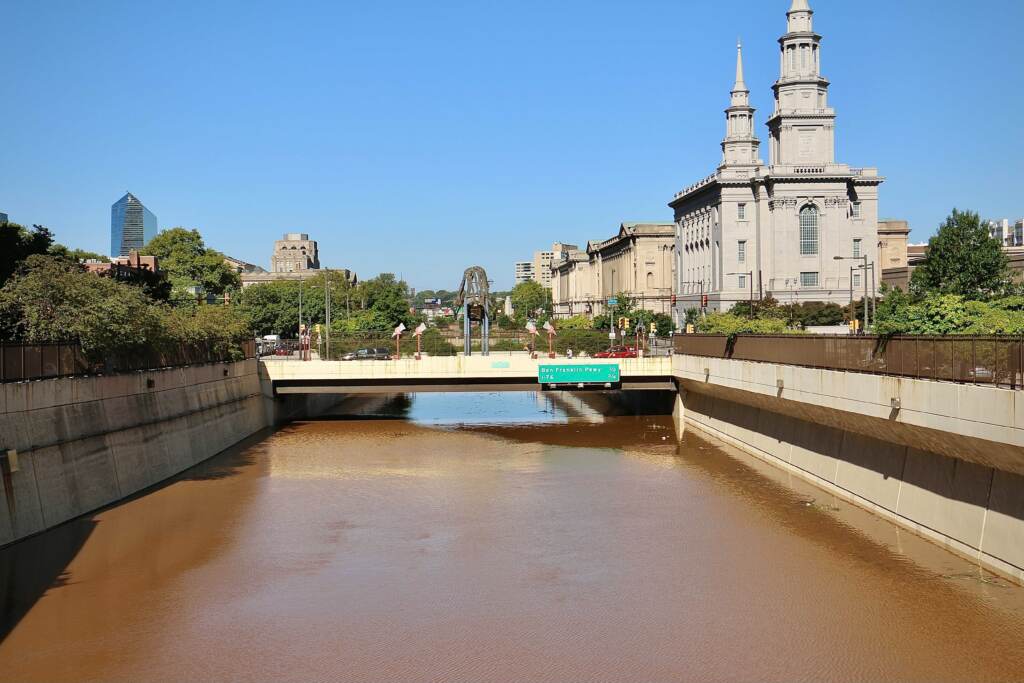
[701,294,709,308]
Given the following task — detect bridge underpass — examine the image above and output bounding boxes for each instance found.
[260,355,675,395]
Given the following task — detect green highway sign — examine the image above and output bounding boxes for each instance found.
[538,364,621,384]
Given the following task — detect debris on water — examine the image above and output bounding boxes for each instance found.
[798,498,841,512]
[942,572,1007,587]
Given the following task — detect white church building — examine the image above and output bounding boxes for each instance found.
[670,0,883,320]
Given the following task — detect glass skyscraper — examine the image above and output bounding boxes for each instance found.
[110,192,157,256]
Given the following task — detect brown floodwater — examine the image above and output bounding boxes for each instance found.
[2,392,1024,682]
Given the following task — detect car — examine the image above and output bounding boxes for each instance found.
[341,347,393,361]
[593,345,638,359]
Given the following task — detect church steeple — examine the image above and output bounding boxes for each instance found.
[733,39,747,93]
[721,41,762,168]
[767,0,836,166]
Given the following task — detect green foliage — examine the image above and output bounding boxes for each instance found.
[237,269,397,337]
[555,315,593,330]
[0,222,54,287]
[355,273,413,330]
[47,244,108,262]
[910,209,1010,299]
[237,279,304,336]
[510,280,552,322]
[629,310,675,336]
[553,331,612,356]
[491,312,515,329]
[159,305,252,360]
[790,301,846,327]
[143,227,240,297]
[874,290,1024,335]
[1,254,253,361]
[592,314,611,331]
[0,255,164,358]
[696,312,789,335]
[412,289,457,306]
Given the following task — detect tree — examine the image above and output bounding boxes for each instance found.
[555,315,593,330]
[47,244,108,262]
[696,312,788,335]
[510,280,551,322]
[352,273,412,331]
[910,209,1010,300]
[0,222,54,287]
[143,228,240,297]
[0,255,164,359]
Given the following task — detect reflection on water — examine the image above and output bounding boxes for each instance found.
[1,393,1023,682]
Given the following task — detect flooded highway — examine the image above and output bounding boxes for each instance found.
[1,392,1023,682]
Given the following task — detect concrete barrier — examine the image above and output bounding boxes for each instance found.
[673,354,1024,584]
[0,360,272,547]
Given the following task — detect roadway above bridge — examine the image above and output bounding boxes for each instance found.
[260,355,674,395]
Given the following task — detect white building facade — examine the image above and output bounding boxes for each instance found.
[514,261,534,284]
[671,0,883,322]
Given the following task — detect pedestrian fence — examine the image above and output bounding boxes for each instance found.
[673,334,1024,389]
[1,339,256,383]
[270,331,675,361]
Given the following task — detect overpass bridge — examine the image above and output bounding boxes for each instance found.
[260,354,674,395]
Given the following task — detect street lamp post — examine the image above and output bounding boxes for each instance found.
[726,271,754,318]
[834,255,869,333]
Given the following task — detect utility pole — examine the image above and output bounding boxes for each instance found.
[325,269,331,360]
[835,255,870,334]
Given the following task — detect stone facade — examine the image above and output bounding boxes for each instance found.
[271,233,320,273]
[670,0,883,322]
[551,223,675,318]
[878,220,911,270]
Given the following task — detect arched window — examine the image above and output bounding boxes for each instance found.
[799,205,819,255]
[647,272,655,288]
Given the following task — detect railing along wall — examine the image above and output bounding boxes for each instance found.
[1,339,257,383]
[673,334,1024,389]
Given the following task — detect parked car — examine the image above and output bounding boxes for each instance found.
[341,347,393,361]
[593,345,637,359]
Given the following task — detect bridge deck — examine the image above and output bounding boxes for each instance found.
[261,355,673,394]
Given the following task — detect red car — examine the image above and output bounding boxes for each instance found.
[593,345,637,359]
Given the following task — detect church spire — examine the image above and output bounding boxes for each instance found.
[721,39,761,169]
[733,40,747,92]
[788,0,811,12]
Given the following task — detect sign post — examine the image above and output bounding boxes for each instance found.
[525,321,539,359]
[543,320,556,359]
[392,322,406,359]
[412,322,426,360]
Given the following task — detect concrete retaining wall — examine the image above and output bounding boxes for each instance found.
[674,356,1024,584]
[0,360,271,547]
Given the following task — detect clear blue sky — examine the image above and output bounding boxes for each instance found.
[3,0,1022,290]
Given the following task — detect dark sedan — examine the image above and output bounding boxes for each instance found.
[341,347,393,361]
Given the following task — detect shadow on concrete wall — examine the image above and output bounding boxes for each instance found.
[689,390,1024,578]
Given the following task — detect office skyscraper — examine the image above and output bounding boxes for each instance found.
[110,192,158,257]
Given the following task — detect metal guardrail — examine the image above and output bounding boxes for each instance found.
[672,334,1024,389]
[0,339,256,383]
